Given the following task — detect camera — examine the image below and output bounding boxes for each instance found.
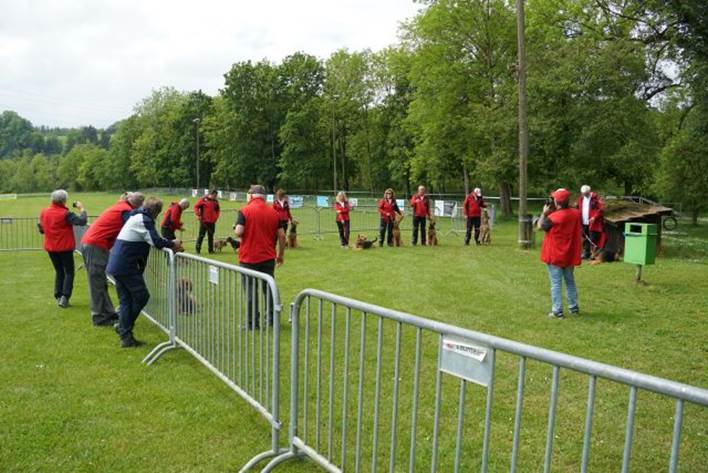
[72,201,79,208]
[544,198,556,211]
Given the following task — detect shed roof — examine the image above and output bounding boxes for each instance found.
[603,198,673,224]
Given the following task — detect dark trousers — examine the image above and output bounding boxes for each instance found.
[582,225,601,258]
[465,216,481,245]
[113,273,150,339]
[336,220,350,246]
[412,216,427,245]
[196,222,215,254]
[240,259,276,329]
[379,218,394,246]
[161,227,176,240]
[48,251,75,300]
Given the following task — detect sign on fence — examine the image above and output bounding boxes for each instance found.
[434,200,458,217]
[396,198,405,211]
[440,336,493,387]
[266,194,275,203]
[349,198,358,207]
[217,190,224,199]
[191,189,198,198]
[316,196,329,208]
[289,196,304,209]
[229,192,238,201]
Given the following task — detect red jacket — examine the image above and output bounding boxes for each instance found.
[272,199,292,223]
[540,208,582,267]
[161,202,184,231]
[39,203,75,252]
[237,198,280,264]
[194,197,220,224]
[463,194,486,217]
[81,200,134,251]
[410,195,431,218]
[378,198,400,223]
[335,202,351,222]
[576,193,604,233]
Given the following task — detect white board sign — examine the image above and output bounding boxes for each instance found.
[191,189,198,198]
[439,336,493,387]
[349,198,358,208]
[434,200,458,217]
[208,265,219,285]
[266,194,275,203]
[289,196,304,209]
[396,199,405,211]
[203,188,209,196]
[217,190,224,199]
[229,192,238,201]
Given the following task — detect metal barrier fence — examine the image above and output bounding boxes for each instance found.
[0,217,43,250]
[264,289,708,473]
[140,250,285,472]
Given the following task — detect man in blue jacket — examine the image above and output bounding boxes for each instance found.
[107,197,183,347]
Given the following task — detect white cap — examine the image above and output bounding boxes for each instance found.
[581,185,591,193]
[474,187,482,196]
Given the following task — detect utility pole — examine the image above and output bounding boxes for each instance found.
[516,0,531,249]
[193,118,201,190]
[332,98,337,194]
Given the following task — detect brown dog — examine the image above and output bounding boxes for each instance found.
[354,234,377,250]
[177,279,196,316]
[213,238,228,253]
[287,221,298,248]
[479,210,491,244]
[428,221,438,246]
[225,237,240,253]
[392,215,403,247]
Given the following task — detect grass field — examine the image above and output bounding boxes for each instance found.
[1,192,706,472]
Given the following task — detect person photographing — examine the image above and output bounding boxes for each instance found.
[538,188,582,319]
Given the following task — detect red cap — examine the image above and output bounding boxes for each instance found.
[551,188,570,202]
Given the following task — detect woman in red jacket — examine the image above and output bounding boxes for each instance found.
[273,189,294,235]
[378,188,403,247]
[38,189,88,308]
[463,187,486,245]
[334,191,352,248]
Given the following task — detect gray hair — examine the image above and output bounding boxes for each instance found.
[127,192,145,208]
[142,197,163,219]
[179,198,190,208]
[51,189,68,204]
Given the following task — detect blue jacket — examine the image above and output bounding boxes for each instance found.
[107,209,173,276]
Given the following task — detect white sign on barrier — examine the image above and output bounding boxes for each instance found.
[229,192,238,201]
[204,188,209,196]
[434,200,458,217]
[209,265,219,285]
[217,190,224,199]
[290,196,304,209]
[349,198,358,208]
[396,199,405,211]
[439,336,492,387]
[267,194,275,203]
[191,189,198,198]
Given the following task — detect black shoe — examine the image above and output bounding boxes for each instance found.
[93,316,116,327]
[113,323,121,335]
[120,335,144,348]
[547,312,565,320]
[569,308,580,316]
[58,296,69,308]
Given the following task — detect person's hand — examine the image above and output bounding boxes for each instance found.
[75,201,85,212]
[172,239,184,253]
[543,204,552,215]
[589,217,595,224]
[276,255,284,267]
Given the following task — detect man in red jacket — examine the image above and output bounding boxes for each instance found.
[463,187,486,245]
[80,192,144,325]
[235,185,286,329]
[161,198,189,239]
[194,190,220,254]
[38,189,88,308]
[410,185,432,245]
[576,185,604,259]
[538,188,582,319]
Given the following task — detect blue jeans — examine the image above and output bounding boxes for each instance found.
[546,264,578,315]
[113,273,150,338]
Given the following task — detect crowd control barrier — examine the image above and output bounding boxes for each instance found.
[140,249,285,472]
[264,289,708,473]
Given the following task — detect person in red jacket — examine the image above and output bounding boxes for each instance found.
[235,185,286,329]
[161,198,189,239]
[410,185,432,245]
[273,189,295,235]
[463,187,487,245]
[378,188,403,247]
[538,188,582,319]
[81,192,144,325]
[38,190,88,308]
[334,191,352,248]
[576,185,604,259]
[194,190,220,254]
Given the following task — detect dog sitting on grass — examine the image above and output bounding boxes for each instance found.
[177,279,196,316]
[354,234,377,250]
[392,215,403,247]
[428,221,438,246]
[479,209,491,245]
[287,221,298,248]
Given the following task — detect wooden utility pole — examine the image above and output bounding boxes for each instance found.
[516,0,531,249]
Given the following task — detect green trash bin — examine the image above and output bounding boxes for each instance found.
[624,222,657,265]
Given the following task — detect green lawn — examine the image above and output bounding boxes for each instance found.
[0,192,706,472]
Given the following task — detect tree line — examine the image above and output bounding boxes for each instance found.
[0,0,705,222]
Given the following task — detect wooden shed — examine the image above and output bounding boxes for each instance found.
[601,197,674,256]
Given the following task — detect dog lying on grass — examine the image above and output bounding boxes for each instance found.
[428,221,438,246]
[354,234,377,250]
[479,209,491,244]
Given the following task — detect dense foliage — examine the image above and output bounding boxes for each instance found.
[0,1,705,222]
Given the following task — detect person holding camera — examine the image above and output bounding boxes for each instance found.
[538,188,582,319]
[194,190,220,254]
[81,192,144,326]
[38,190,88,308]
[107,197,183,347]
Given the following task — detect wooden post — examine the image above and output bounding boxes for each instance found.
[516,0,530,249]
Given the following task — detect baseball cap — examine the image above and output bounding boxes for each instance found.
[551,188,570,202]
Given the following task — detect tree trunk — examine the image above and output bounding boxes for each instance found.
[500,181,512,217]
[692,208,699,226]
[624,180,633,196]
[462,162,470,195]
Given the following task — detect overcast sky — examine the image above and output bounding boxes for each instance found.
[0,0,421,129]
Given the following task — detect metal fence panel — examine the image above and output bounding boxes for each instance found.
[0,217,43,251]
[264,289,708,473]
